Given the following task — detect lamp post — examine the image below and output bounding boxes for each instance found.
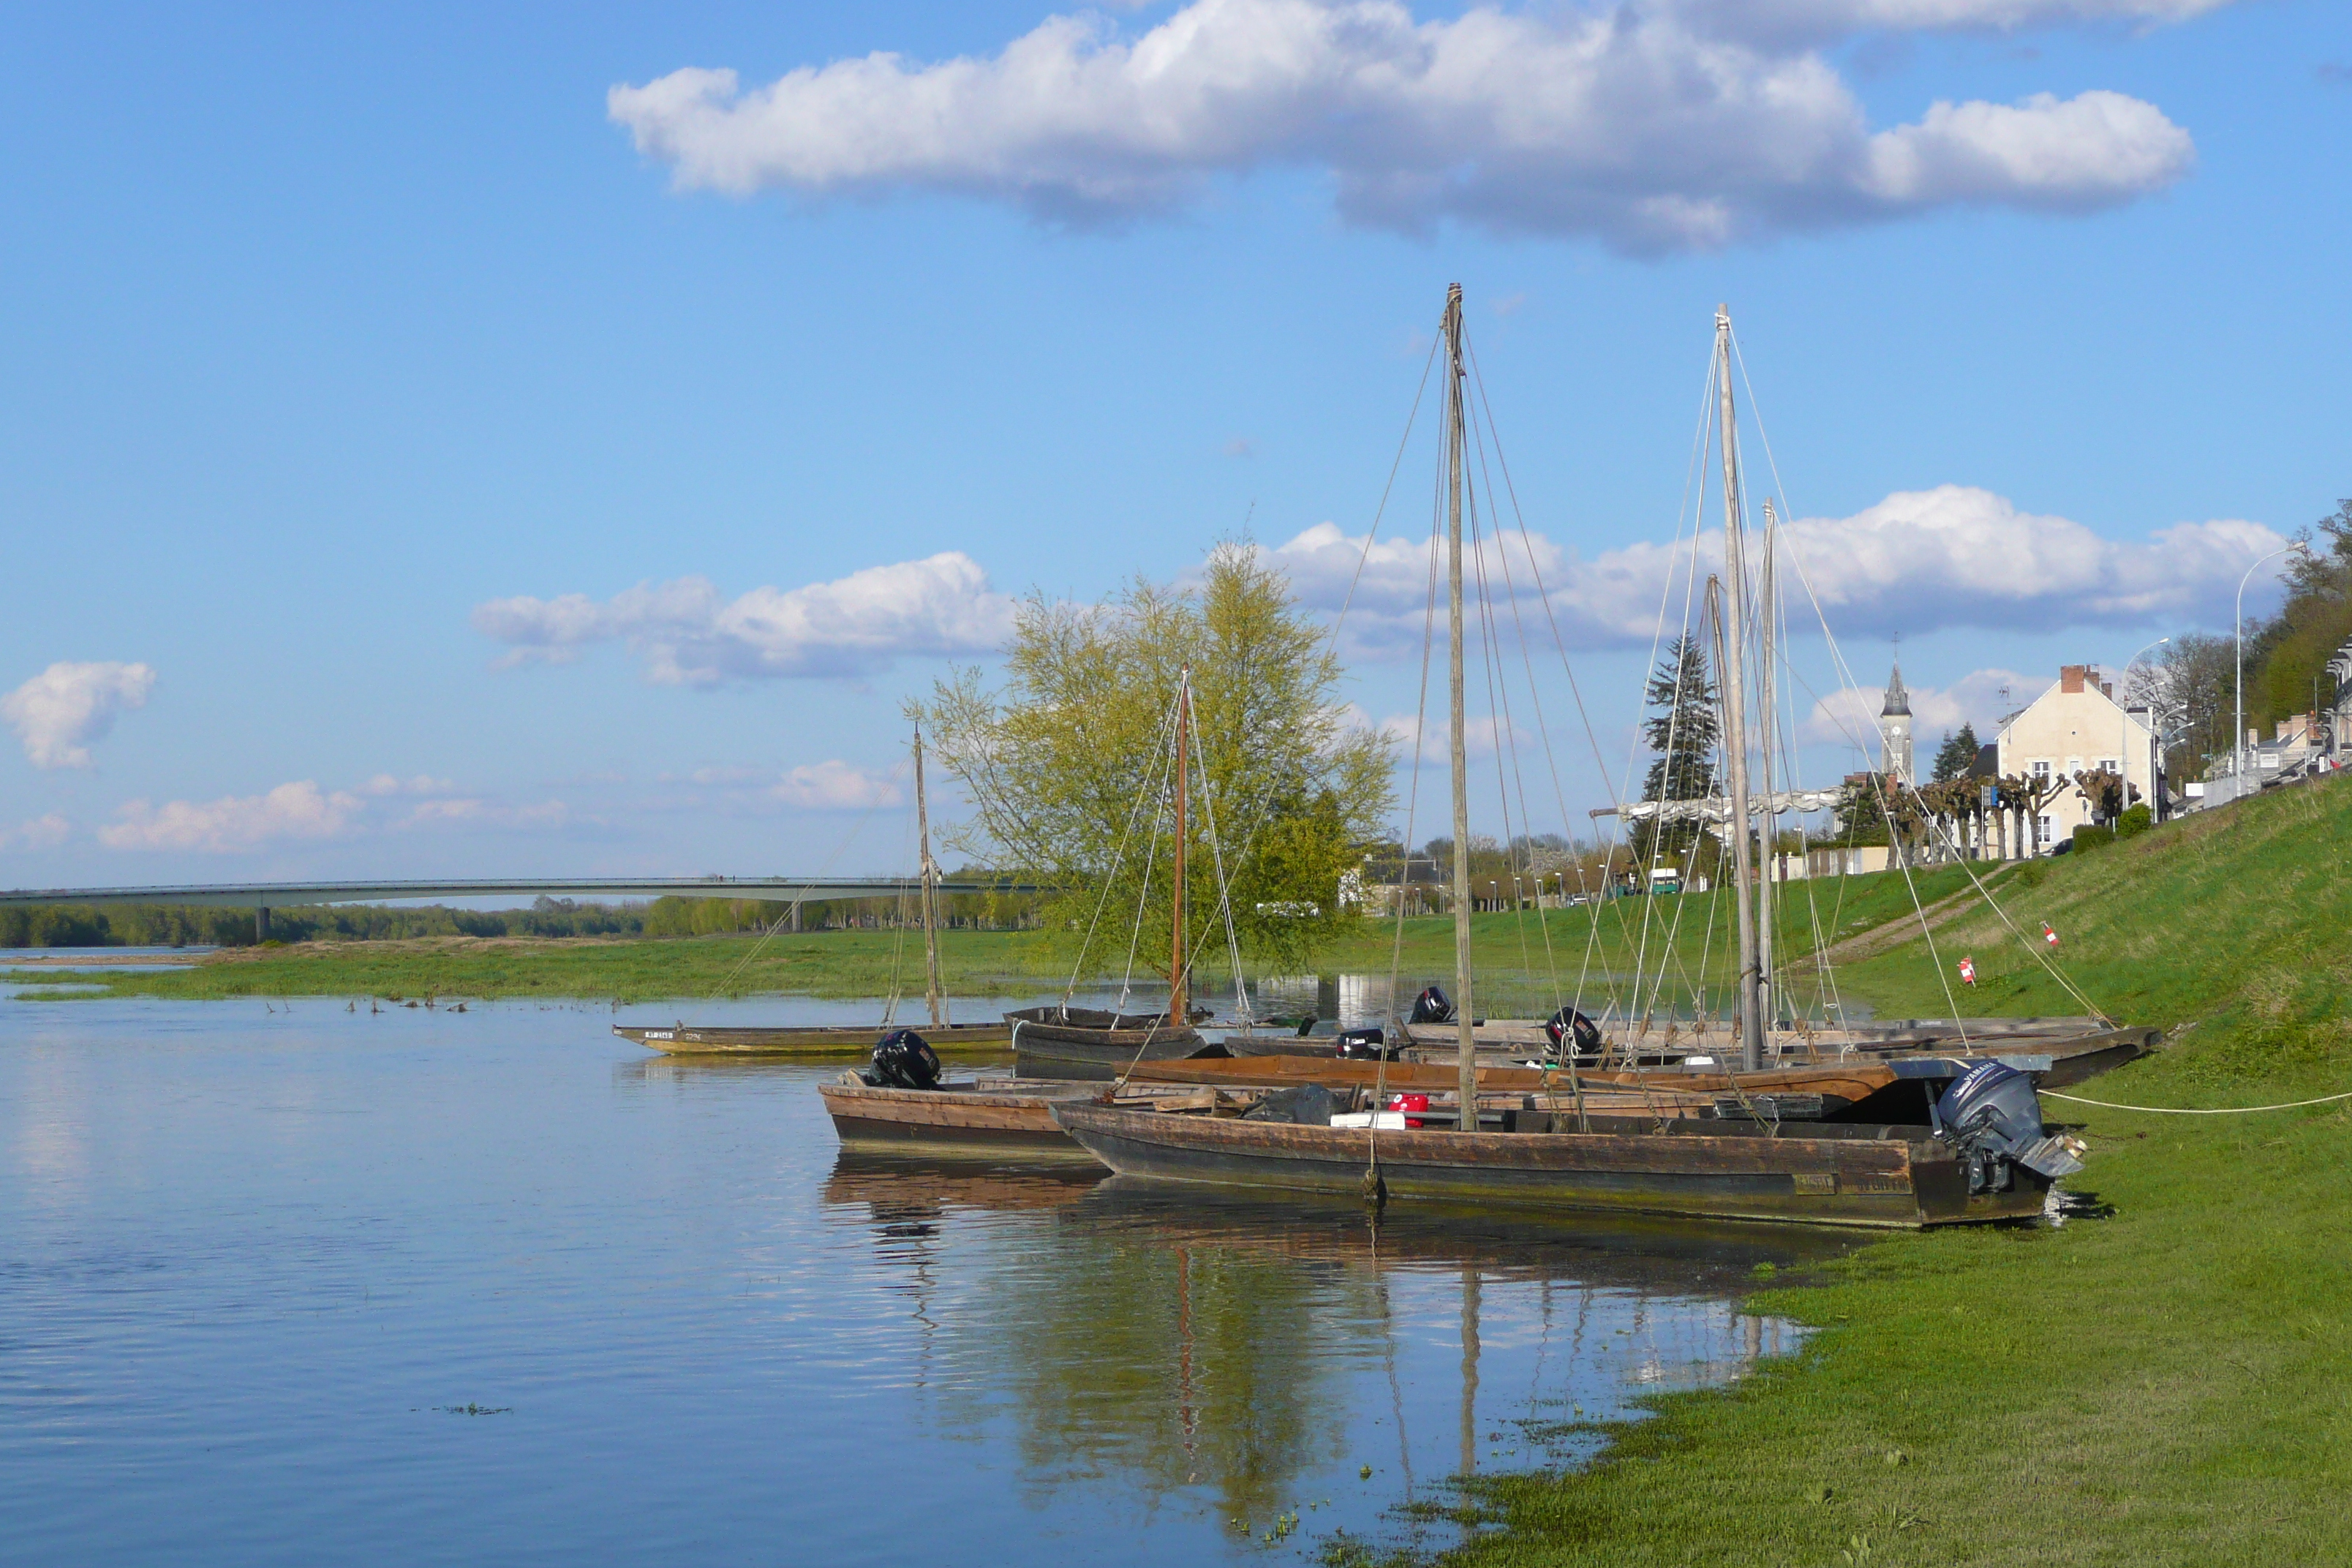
[2122,636,2166,821]
[2236,545,2305,801]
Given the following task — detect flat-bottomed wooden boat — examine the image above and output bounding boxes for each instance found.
[617,1020,1014,1055]
[1051,1100,2048,1229]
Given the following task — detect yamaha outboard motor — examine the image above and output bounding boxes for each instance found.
[1333,1026,1398,1061]
[1409,985,1455,1025]
[1934,1060,2083,1194]
[1543,1006,1603,1057]
[869,1028,943,1090]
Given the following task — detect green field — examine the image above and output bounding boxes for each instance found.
[6,861,1986,1009]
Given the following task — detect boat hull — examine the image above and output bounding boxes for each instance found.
[616,1021,1013,1055]
[819,1078,1104,1156]
[1006,1009,1222,1082]
[1050,1102,2046,1229]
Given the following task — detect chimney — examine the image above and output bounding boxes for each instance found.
[2100,681,2114,698]
[2060,664,2088,694]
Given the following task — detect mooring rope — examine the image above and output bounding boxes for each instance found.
[2041,1087,2352,1115]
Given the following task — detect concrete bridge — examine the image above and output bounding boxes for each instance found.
[0,876,1046,941]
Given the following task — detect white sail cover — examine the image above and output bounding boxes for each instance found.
[1595,788,1847,824]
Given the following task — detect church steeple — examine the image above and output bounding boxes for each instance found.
[1881,660,1912,718]
[1878,658,1914,784]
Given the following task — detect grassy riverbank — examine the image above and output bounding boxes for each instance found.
[9,862,1982,1007]
[1407,773,2352,1566]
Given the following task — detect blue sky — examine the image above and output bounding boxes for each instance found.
[1,0,2346,884]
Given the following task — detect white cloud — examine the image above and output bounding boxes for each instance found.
[0,813,71,851]
[773,761,904,810]
[473,553,1017,685]
[1260,486,2289,653]
[1803,666,2029,749]
[360,773,459,796]
[99,781,366,853]
[608,0,2201,251]
[2,661,156,769]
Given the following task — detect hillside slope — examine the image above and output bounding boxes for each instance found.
[1445,774,2352,1567]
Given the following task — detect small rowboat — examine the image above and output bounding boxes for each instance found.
[614,1020,1014,1056]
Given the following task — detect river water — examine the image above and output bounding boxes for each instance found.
[0,996,1830,1565]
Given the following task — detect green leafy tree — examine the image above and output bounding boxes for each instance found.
[914,543,1394,976]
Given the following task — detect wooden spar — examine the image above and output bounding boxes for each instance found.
[1172,667,1190,1027]
[1444,283,1477,1122]
[1757,498,1777,1033]
[1714,306,1764,1072]
[913,723,947,1029]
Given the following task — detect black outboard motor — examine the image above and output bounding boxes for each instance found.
[1409,985,1455,1025]
[868,1028,943,1090]
[1333,1026,1397,1061]
[1543,1006,1603,1057]
[1934,1060,2083,1194]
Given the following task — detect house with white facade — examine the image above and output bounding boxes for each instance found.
[1995,665,2157,850]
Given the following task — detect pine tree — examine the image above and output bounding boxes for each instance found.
[1635,636,1719,867]
[1930,722,1980,783]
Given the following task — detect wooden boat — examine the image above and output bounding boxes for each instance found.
[1006,1004,1225,1081]
[819,1072,1231,1157]
[1049,293,2085,1233]
[1123,1052,1913,1118]
[1051,1099,2048,1229]
[617,1019,1013,1055]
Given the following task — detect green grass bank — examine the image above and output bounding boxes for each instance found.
[9,862,1983,1007]
[1402,773,2352,1567]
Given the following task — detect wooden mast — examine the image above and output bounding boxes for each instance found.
[1444,284,1477,1123]
[913,723,946,1028]
[1170,667,1190,1028]
[1714,306,1764,1072]
[1757,497,1777,1039]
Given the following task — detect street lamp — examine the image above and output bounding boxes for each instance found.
[2236,544,2307,799]
[2122,636,2166,821]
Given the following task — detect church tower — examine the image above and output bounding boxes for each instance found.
[1880,661,1914,785]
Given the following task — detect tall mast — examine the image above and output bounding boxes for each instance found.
[913,723,946,1028]
[1714,306,1763,1072]
[1756,497,1777,1037]
[1444,284,1477,1123]
[1170,667,1190,1026]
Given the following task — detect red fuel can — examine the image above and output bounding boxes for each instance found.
[1386,1093,1430,1128]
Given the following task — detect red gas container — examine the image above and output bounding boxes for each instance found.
[1385,1093,1430,1128]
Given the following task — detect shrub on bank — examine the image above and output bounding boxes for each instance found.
[2114,803,2154,839]
[2072,823,2117,853]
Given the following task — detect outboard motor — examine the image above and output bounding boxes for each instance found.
[1333,1026,1397,1061]
[1934,1060,2084,1194]
[1409,985,1455,1025]
[1543,1006,1604,1057]
[868,1028,943,1090]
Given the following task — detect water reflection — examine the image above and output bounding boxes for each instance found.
[816,1153,1840,1545]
